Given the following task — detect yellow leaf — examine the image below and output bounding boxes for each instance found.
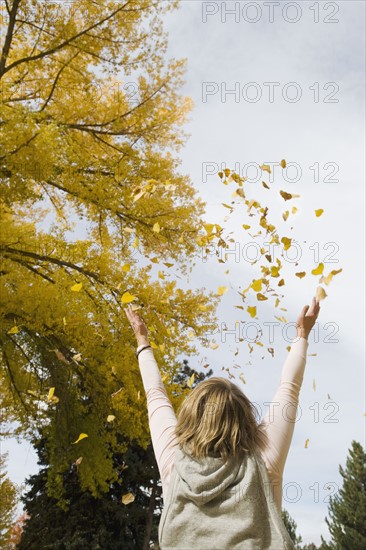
[251,279,262,292]
[312,263,324,275]
[275,298,280,308]
[204,223,215,235]
[279,190,300,201]
[72,433,88,444]
[150,341,158,349]
[150,257,159,263]
[131,304,141,311]
[262,181,270,190]
[122,264,130,272]
[210,342,219,350]
[158,270,165,279]
[163,262,174,268]
[242,224,251,230]
[282,211,289,221]
[320,268,342,286]
[292,207,298,214]
[63,317,67,326]
[280,159,287,168]
[7,326,19,334]
[137,390,141,400]
[224,168,231,177]
[159,343,165,352]
[75,457,83,466]
[71,283,83,292]
[47,387,56,401]
[260,164,271,174]
[121,291,136,303]
[132,236,139,248]
[295,272,306,279]
[122,492,135,505]
[153,222,160,233]
[199,304,208,312]
[315,209,324,217]
[239,373,246,384]
[271,266,280,277]
[281,237,292,251]
[72,353,82,362]
[217,286,228,296]
[304,438,310,449]
[187,330,195,339]
[247,306,257,318]
[256,293,268,301]
[187,373,195,388]
[313,379,316,391]
[315,286,327,301]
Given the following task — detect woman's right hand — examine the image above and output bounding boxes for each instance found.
[296,297,321,340]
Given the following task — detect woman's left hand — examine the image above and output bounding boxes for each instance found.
[124,304,150,347]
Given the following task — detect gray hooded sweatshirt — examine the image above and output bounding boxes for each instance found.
[158,445,295,550]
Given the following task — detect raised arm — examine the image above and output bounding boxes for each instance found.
[124,304,179,501]
[259,297,321,511]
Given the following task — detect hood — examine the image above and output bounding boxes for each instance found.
[173,445,246,506]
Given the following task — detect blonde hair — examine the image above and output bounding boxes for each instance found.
[174,376,268,462]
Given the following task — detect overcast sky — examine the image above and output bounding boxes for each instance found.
[2,1,365,546]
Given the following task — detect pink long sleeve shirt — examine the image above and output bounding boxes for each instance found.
[137,336,309,512]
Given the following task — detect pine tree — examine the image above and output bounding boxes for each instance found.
[282,508,303,549]
[320,440,366,549]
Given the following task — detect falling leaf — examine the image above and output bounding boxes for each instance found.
[199,305,208,311]
[107,415,116,423]
[315,286,327,301]
[72,353,82,362]
[121,291,136,303]
[280,190,300,201]
[268,348,274,357]
[217,286,228,296]
[262,181,270,189]
[137,390,141,400]
[164,262,174,268]
[75,457,83,466]
[122,264,130,272]
[281,237,292,250]
[72,433,88,444]
[315,209,324,217]
[278,279,285,287]
[260,164,271,174]
[150,341,158,349]
[71,283,83,292]
[247,306,257,318]
[242,224,251,230]
[251,279,263,292]
[280,159,287,168]
[295,272,306,279]
[282,211,289,221]
[320,268,342,286]
[312,263,324,275]
[7,326,19,334]
[304,438,310,449]
[210,342,219,350]
[313,379,316,391]
[153,222,160,233]
[327,393,332,400]
[292,207,298,214]
[239,373,246,384]
[256,293,268,301]
[122,492,135,505]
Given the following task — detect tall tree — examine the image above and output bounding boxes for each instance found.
[320,440,366,550]
[0,0,218,500]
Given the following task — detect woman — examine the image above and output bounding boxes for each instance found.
[124,297,320,550]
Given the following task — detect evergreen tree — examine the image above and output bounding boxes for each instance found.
[320,440,366,550]
[282,508,303,549]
